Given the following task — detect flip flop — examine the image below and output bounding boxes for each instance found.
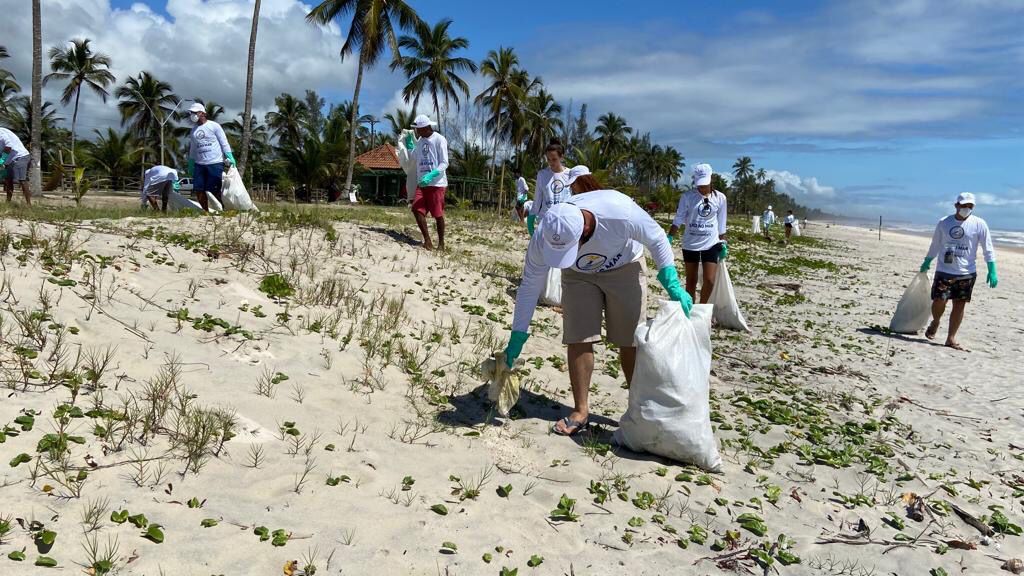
[552,416,589,437]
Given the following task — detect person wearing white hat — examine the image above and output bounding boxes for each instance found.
[667,163,727,303]
[920,192,997,350]
[513,168,530,223]
[186,102,234,212]
[403,114,449,250]
[762,205,776,240]
[0,126,32,206]
[503,172,694,436]
[528,138,572,235]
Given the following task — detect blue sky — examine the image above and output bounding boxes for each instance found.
[8,0,1024,228]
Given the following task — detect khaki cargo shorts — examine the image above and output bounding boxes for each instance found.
[561,260,647,347]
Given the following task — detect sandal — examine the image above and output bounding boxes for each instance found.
[552,416,589,436]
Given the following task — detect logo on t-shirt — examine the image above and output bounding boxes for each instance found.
[196,128,210,142]
[949,226,965,240]
[575,253,607,271]
[697,200,713,218]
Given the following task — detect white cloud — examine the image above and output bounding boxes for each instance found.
[766,170,836,200]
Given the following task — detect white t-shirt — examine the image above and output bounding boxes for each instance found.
[141,166,178,202]
[531,167,571,218]
[672,189,727,251]
[516,176,528,197]
[512,189,675,333]
[415,131,449,187]
[188,121,232,166]
[784,214,796,225]
[763,210,776,226]
[926,214,995,275]
[523,200,534,215]
[0,127,30,161]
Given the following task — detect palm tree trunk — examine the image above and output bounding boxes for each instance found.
[71,88,80,167]
[30,0,42,197]
[239,0,260,177]
[343,54,365,198]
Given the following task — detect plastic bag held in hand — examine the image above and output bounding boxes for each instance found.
[540,268,562,307]
[614,302,722,471]
[889,271,932,334]
[480,352,521,417]
[220,166,259,212]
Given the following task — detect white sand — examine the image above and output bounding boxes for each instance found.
[0,206,1021,575]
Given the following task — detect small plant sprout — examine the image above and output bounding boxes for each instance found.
[550,494,579,522]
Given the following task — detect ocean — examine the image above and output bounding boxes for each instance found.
[827,218,1024,249]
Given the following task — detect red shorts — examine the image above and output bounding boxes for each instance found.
[412,186,446,218]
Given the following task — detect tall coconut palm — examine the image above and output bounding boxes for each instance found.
[475,47,524,179]
[732,156,753,181]
[392,18,476,126]
[306,0,423,197]
[265,93,309,150]
[384,107,417,136]
[450,141,489,179]
[522,88,562,160]
[595,112,632,158]
[44,38,116,166]
[30,0,43,197]
[84,127,139,189]
[116,72,177,168]
[239,0,261,177]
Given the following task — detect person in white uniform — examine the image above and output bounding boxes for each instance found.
[140,165,180,212]
[783,210,796,243]
[920,192,997,351]
[186,102,234,212]
[762,205,776,240]
[0,127,32,206]
[528,138,571,236]
[502,166,694,436]
[667,163,727,303]
[406,114,449,250]
[513,169,530,223]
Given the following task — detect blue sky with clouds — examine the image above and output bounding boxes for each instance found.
[5,0,1024,228]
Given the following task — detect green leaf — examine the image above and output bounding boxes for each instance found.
[143,525,164,544]
[430,504,449,516]
[37,530,56,546]
[200,518,218,528]
[497,484,513,498]
[929,569,949,576]
[35,556,58,567]
[441,541,458,552]
[8,550,26,561]
[9,453,31,468]
[527,554,544,567]
[627,516,644,528]
[737,513,768,537]
[482,552,493,563]
[187,497,201,509]
[776,550,801,565]
[127,514,148,528]
[271,531,288,547]
[254,526,270,541]
[110,510,129,524]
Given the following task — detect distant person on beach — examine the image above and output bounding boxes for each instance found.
[503,172,693,436]
[667,163,727,303]
[140,165,180,212]
[408,114,449,250]
[0,126,32,206]
[784,210,796,243]
[920,192,997,351]
[762,205,776,240]
[528,138,571,236]
[513,169,530,223]
[187,103,234,212]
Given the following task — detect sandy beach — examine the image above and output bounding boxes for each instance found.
[0,205,1021,575]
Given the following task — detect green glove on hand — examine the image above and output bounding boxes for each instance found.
[188,159,196,178]
[527,214,536,236]
[504,331,529,368]
[172,180,181,191]
[987,261,998,288]
[0,152,8,167]
[404,133,416,151]
[656,266,693,318]
[667,233,675,246]
[920,257,933,273]
[419,169,440,187]
[720,242,728,260]
[225,152,236,167]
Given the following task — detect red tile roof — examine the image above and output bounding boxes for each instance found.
[355,144,401,170]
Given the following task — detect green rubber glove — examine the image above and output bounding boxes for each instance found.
[405,133,416,151]
[656,266,692,317]
[188,159,195,178]
[225,151,236,166]
[720,242,728,260]
[0,152,8,166]
[987,261,998,288]
[504,331,529,368]
[419,169,440,187]
[527,214,536,236]
[172,180,181,191]
[920,257,933,273]
[667,234,675,246]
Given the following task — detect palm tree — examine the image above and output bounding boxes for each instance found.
[450,142,490,179]
[595,112,632,158]
[265,93,309,150]
[522,88,563,160]
[732,156,753,181]
[116,72,177,168]
[44,38,116,166]
[2,98,64,159]
[84,128,139,189]
[306,0,423,197]
[31,0,43,197]
[239,0,261,177]
[384,108,417,136]
[392,18,476,126]
[475,47,524,179]
[755,168,767,183]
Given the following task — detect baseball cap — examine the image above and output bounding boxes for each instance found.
[565,165,591,186]
[692,163,713,186]
[411,114,437,129]
[188,103,205,114]
[956,192,976,205]
[539,203,584,269]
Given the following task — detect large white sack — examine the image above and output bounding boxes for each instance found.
[221,166,259,212]
[793,221,802,236]
[205,192,223,213]
[708,262,751,332]
[614,302,722,471]
[396,129,419,202]
[752,215,761,234]
[540,267,562,306]
[166,189,202,212]
[889,272,932,334]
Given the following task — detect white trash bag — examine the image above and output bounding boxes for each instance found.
[889,272,932,334]
[540,267,562,306]
[395,129,419,202]
[752,215,761,234]
[708,262,751,332]
[793,221,802,237]
[205,192,223,213]
[166,189,202,212]
[614,302,722,471]
[220,166,259,212]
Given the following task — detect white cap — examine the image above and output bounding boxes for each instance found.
[565,165,591,186]
[956,192,976,205]
[411,114,437,129]
[539,203,584,269]
[188,102,205,114]
[692,163,713,186]
[767,205,773,210]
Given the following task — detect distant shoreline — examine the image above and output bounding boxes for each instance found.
[814,221,1024,255]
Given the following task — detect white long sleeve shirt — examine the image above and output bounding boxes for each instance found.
[926,214,995,275]
[672,189,727,251]
[0,127,29,161]
[141,166,178,203]
[530,167,572,218]
[415,132,449,187]
[512,189,675,333]
[188,120,232,166]
[762,210,776,226]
